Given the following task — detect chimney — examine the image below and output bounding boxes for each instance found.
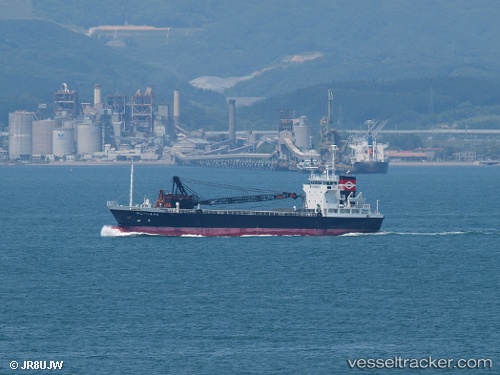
[93,84,102,109]
[228,99,236,145]
[173,89,180,130]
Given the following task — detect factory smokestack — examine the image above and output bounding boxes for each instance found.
[173,89,180,130]
[228,99,236,145]
[93,84,102,109]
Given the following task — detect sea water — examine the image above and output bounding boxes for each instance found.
[0,164,498,374]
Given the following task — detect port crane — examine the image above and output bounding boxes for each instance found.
[319,89,341,164]
[154,176,299,209]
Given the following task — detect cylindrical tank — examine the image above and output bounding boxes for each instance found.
[52,128,74,158]
[8,111,34,159]
[61,120,77,144]
[77,123,102,154]
[32,119,55,155]
[293,124,311,149]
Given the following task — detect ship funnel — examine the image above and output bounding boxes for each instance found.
[339,175,357,200]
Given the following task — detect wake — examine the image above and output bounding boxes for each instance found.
[100,225,158,237]
[101,226,497,238]
[342,230,498,237]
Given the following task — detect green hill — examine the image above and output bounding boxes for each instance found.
[1,0,500,131]
[236,77,500,131]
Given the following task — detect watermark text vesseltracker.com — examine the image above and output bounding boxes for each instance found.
[347,356,492,370]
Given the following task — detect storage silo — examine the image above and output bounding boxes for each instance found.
[8,111,34,159]
[77,123,102,154]
[52,128,74,158]
[32,119,55,155]
[62,120,77,143]
[293,117,311,149]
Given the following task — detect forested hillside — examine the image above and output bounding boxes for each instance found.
[29,0,500,90]
[237,77,500,131]
[0,0,499,131]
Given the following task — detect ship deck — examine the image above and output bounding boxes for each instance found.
[108,202,379,218]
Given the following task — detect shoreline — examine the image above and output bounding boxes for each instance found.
[1,160,499,167]
[390,161,499,167]
[0,160,176,167]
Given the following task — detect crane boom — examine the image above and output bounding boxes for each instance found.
[198,192,298,206]
[154,176,299,209]
[172,176,188,195]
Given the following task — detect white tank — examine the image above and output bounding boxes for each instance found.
[8,111,34,159]
[52,128,74,157]
[77,123,102,154]
[32,119,55,155]
[293,124,311,149]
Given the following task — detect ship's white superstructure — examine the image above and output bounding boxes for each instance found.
[302,147,381,218]
[349,139,388,163]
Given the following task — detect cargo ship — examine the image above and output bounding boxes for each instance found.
[351,159,389,174]
[348,120,389,174]
[107,161,384,237]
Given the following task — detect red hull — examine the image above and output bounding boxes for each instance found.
[110,225,372,237]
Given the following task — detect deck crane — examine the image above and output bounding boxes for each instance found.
[365,119,388,138]
[155,176,300,209]
[361,119,388,158]
[347,119,388,149]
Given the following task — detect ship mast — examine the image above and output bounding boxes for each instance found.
[129,163,134,206]
[326,145,338,179]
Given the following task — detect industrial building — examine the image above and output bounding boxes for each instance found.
[6,83,172,162]
[4,82,319,169]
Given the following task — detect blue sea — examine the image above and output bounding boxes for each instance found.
[1,164,498,374]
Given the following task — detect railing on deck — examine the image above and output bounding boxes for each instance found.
[168,208,318,217]
[110,204,379,217]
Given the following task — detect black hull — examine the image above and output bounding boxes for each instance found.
[352,161,389,174]
[110,207,383,237]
